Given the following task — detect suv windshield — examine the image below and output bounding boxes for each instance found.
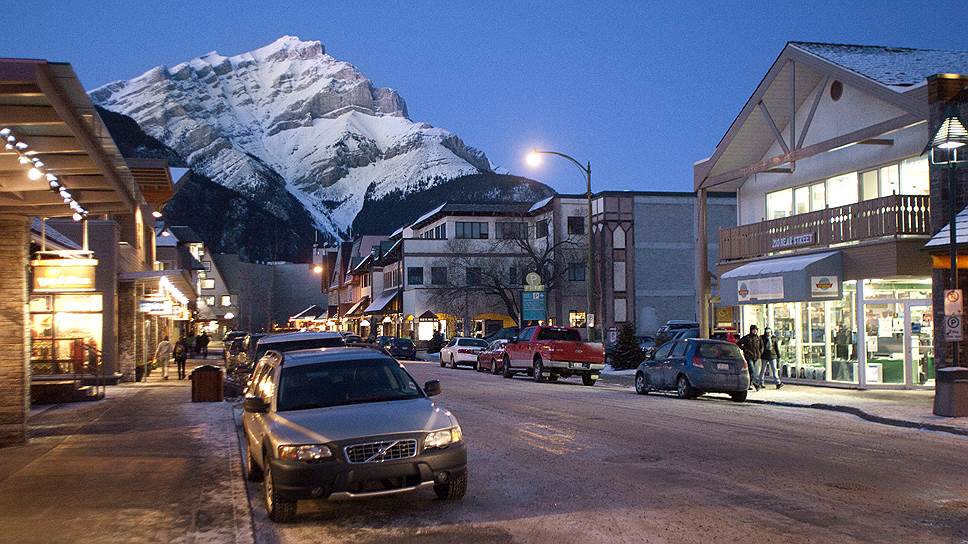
[255,337,346,361]
[276,358,423,411]
[536,328,581,341]
[697,342,744,360]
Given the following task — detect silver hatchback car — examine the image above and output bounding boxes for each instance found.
[241,347,467,522]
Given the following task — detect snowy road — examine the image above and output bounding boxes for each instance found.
[247,360,968,544]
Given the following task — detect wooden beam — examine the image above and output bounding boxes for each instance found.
[859,138,894,146]
[790,60,796,155]
[700,113,922,188]
[0,173,112,191]
[0,153,95,171]
[758,101,789,154]
[797,76,828,150]
[0,136,81,153]
[0,83,43,96]
[0,105,61,125]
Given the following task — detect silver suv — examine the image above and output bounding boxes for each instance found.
[241,347,467,522]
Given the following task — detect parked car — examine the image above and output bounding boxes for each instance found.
[638,335,657,359]
[241,347,467,522]
[223,330,248,362]
[245,332,347,392]
[340,332,364,344]
[387,338,418,360]
[236,333,268,371]
[476,339,509,374]
[634,338,749,401]
[655,320,700,347]
[502,325,605,385]
[225,338,245,370]
[439,337,489,369]
[375,336,394,349]
[669,327,700,342]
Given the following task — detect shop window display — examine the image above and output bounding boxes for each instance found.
[29,293,103,375]
[864,303,906,384]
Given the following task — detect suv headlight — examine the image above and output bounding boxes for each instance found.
[424,426,463,450]
[277,444,333,462]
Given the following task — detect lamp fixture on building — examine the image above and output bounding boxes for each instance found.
[0,127,88,220]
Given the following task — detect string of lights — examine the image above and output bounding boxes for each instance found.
[0,126,89,221]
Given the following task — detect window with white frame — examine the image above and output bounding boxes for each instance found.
[613,261,626,292]
[612,227,626,249]
[613,298,627,322]
[221,295,232,307]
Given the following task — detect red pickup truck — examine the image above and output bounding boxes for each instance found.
[502,325,605,386]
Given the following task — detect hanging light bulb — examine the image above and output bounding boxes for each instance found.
[3,143,11,151]
[72,212,82,222]
[0,128,10,137]
[27,167,43,180]
[48,179,60,189]
[6,135,14,142]
[45,173,57,182]
[18,156,30,165]
[15,142,27,150]
[31,159,44,168]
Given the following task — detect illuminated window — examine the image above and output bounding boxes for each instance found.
[569,311,586,328]
[221,295,232,307]
[201,279,215,290]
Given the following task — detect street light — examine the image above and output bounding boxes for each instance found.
[928,105,968,367]
[526,148,596,341]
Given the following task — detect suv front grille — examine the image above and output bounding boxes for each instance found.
[344,439,418,464]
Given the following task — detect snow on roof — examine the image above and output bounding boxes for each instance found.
[791,42,968,88]
[926,205,968,248]
[412,203,447,227]
[528,196,554,213]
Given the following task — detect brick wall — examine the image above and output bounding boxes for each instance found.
[0,216,29,446]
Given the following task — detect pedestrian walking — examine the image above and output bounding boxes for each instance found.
[737,325,764,391]
[760,327,783,389]
[198,332,210,359]
[185,333,196,357]
[173,338,188,379]
[154,336,172,380]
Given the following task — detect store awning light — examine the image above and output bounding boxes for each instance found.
[1,127,89,220]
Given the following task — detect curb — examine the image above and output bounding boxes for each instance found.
[598,373,968,438]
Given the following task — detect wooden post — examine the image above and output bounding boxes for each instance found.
[696,188,710,338]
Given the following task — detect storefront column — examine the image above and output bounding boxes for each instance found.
[856,280,867,389]
[0,216,30,446]
[118,281,137,381]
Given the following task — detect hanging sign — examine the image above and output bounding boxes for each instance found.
[522,291,547,321]
[31,258,98,292]
[944,289,963,316]
[771,232,815,250]
[811,276,839,298]
[139,299,173,315]
[737,276,784,303]
[945,315,963,342]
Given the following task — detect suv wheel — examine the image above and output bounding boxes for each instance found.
[581,373,597,386]
[246,448,264,482]
[263,460,296,522]
[634,372,649,395]
[533,357,545,383]
[730,390,748,402]
[676,375,695,399]
[434,471,468,500]
[502,356,513,379]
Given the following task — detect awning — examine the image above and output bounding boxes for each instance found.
[925,205,968,250]
[720,251,842,305]
[345,297,369,317]
[418,310,439,321]
[364,290,401,314]
[290,304,323,320]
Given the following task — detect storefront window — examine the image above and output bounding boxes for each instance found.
[826,172,858,208]
[864,302,905,385]
[899,156,929,195]
[910,305,934,386]
[30,293,103,375]
[829,282,858,383]
[863,279,931,300]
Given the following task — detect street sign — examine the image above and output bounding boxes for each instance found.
[521,290,547,322]
[945,315,963,342]
[524,272,544,292]
[945,289,963,316]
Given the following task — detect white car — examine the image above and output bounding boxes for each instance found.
[439,337,489,369]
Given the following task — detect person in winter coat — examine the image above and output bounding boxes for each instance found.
[154,336,172,380]
[737,325,764,391]
[197,332,210,359]
[173,338,189,379]
[759,327,783,389]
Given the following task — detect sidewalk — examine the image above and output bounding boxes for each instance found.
[599,370,968,436]
[0,360,254,544]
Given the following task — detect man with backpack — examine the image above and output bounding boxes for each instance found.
[173,338,188,379]
[737,325,763,391]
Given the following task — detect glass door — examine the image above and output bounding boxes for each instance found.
[907,303,934,387]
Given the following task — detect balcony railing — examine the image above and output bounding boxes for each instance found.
[718,194,931,263]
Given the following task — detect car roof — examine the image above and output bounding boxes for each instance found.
[275,346,395,367]
[257,331,345,345]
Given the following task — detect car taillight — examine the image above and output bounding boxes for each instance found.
[458,348,473,354]
[691,355,705,368]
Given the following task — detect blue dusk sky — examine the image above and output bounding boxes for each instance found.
[4,1,966,195]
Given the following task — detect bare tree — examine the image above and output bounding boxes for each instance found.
[426,220,582,328]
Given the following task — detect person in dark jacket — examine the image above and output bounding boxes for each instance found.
[737,325,763,391]
[197,332,210,359]
[760,327,783,389]
[173,338,188,380]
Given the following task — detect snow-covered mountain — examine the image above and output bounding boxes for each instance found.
[90,36,493,237]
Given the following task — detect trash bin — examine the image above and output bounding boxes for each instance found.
[933,367,968,417]
[191,364,224,402]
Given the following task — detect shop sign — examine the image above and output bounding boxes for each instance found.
[522,290,547,321]
[770,232,814,250]
[810,276,839,298]
[737,276,784,302]
[139,299,173,315]
[944,289,963,316]
[31,258,98,292]
[715,307,734,326]
[945,315,963,342]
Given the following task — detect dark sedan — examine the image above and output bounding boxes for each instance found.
[635,338,749,402]
[387,338,418,360]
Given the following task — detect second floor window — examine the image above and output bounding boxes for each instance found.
[201,279,215,290]
[455,221,488,239]
[466,267,482,286]
[221,295,232,306]
[431,266,448,285]
[567,216,585,235]
[496,222,527,240]
[535,219,549,239]
[408,267,424,285]
[508,266,518,285]
[568,262,586,281]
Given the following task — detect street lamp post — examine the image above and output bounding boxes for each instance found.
[527,149,596,341]
[928,106,968,367]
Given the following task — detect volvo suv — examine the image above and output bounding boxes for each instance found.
[241,347,467,522]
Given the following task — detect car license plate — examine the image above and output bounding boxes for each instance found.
[582,363,590,369]
[717,363,729,370]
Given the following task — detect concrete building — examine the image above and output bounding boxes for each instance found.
[694,41,968,389]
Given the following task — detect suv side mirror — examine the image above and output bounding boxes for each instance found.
[508,336,518,344]
[424,380,442,397]
[243,397,269,413]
